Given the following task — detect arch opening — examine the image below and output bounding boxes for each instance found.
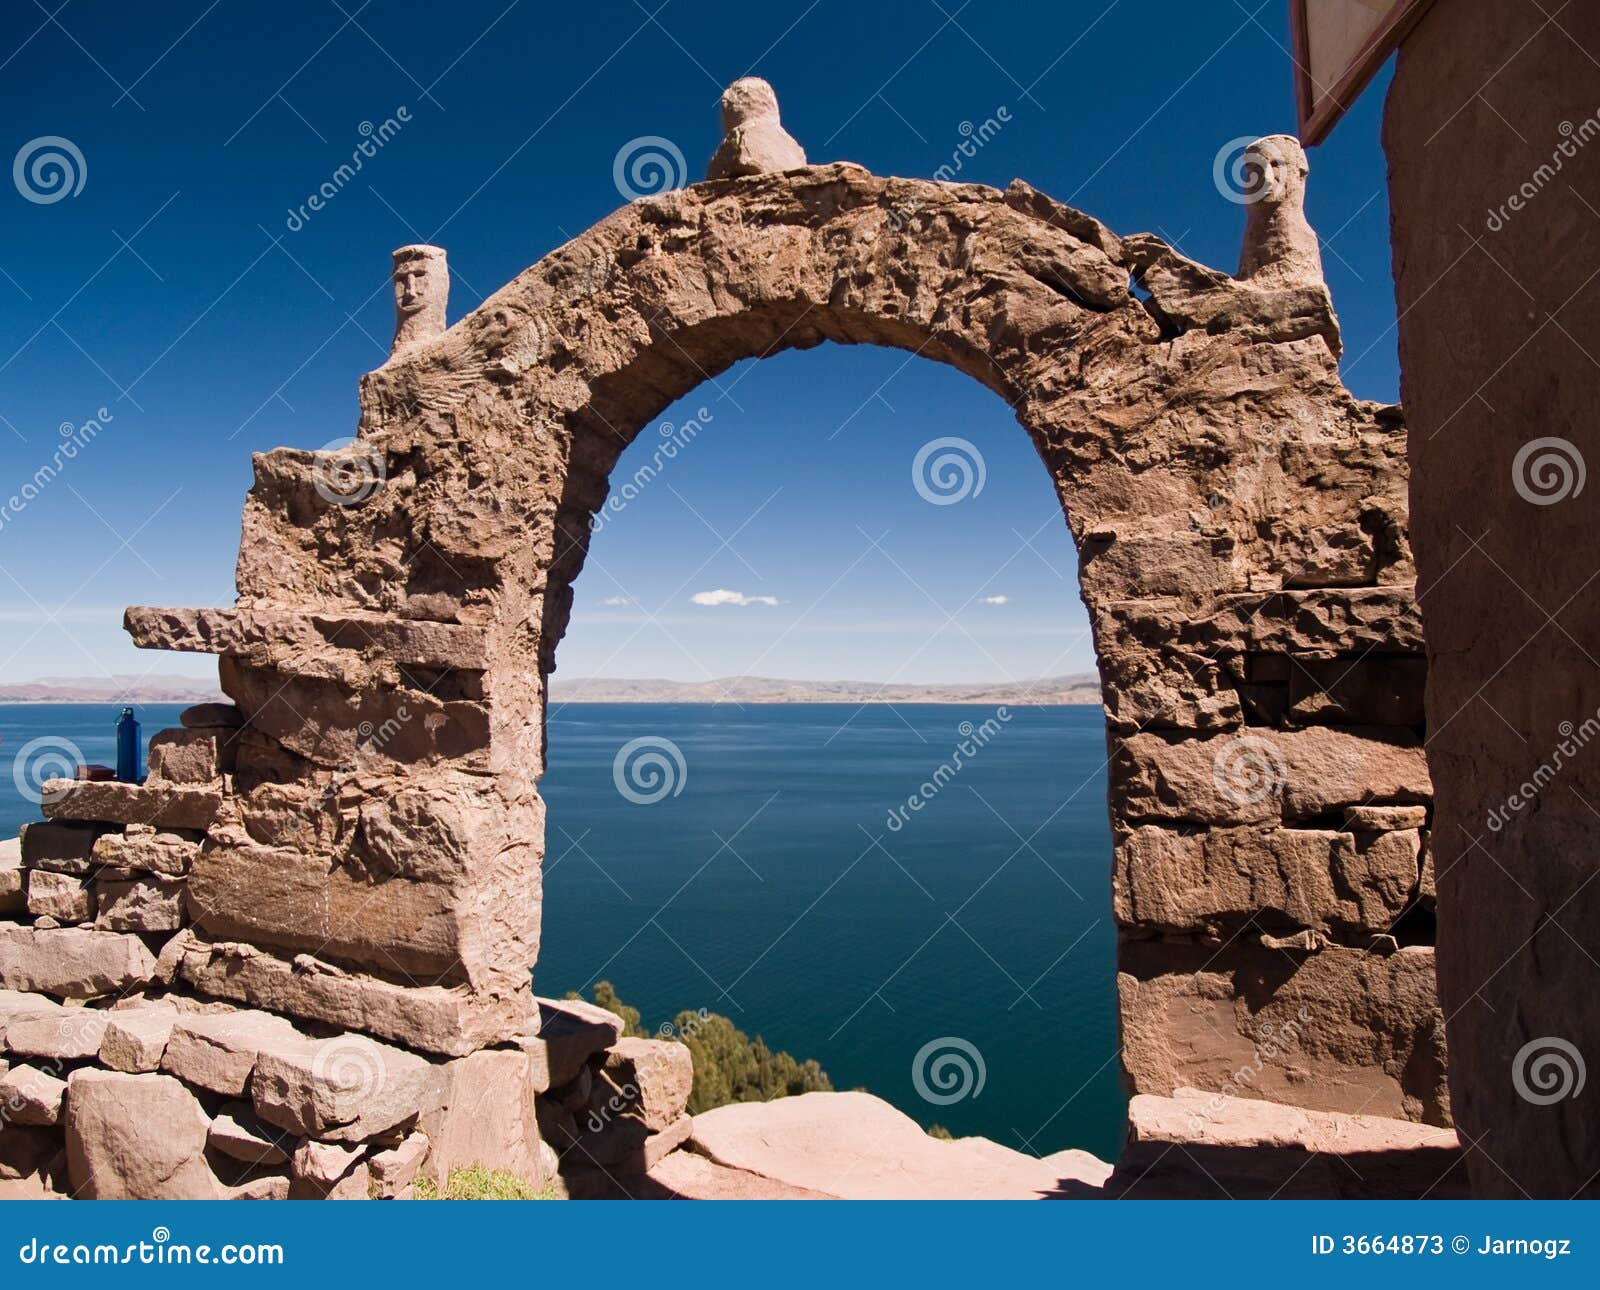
[539,342,1122,1158]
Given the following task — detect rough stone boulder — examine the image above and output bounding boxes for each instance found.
[65,1069,219,1199]
[687,1091,1112,1199]
[419,1046,543,1185]
[0,1062,67,1125]
[601,1037,694,1131]
[0,837,23,916]
[250,1032,447,1142]
[1110,1088,1467,1198]
[520,995,625,1090]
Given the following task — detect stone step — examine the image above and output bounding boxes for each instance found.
[1108,1088,1468,1198]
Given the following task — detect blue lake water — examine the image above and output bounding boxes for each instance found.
[0,701,1125,1161]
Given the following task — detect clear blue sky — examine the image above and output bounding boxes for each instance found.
[0,0,1399,685]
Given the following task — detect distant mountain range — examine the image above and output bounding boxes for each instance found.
[0,675,226,704]
[548,674,1102,705]
[1,673,1103,706]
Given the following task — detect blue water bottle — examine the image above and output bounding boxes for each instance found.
[115,706,142,783]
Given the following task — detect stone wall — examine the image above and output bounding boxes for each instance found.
[1385,0,1600,1197]
[1,119,1448,1196]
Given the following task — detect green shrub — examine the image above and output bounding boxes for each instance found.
[568,982,834,1113]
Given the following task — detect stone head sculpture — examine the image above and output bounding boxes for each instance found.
[390,244,448,356]
[1235,135,1324,288]
[707,77,807,180]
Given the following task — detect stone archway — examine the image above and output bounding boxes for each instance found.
[97,139,1440,1135]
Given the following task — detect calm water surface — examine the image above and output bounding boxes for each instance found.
[0,701,1125,1160]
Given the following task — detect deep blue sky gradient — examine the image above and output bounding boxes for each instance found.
[0,0,1399,684]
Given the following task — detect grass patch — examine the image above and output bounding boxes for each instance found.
[407,1166,556,1200]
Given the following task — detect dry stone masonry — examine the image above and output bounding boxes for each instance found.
[0,81,1445,1198]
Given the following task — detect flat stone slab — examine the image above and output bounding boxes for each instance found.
[209,1103,291,1166]
[4,1001,108,1059]
[688,1091,1112,1200]
[174,934,530,1057]
[643,1149,829,1199]
[19,822,112,874]
[1110,1088,1468,1199]
[162,1009,309,1096]
[0,925,157,997]
[40,779,219,830]
[125,605,488,672]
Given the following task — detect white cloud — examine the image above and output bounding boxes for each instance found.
[980,595,1009,605]
[600,595,631,606]
[691,589,779,607]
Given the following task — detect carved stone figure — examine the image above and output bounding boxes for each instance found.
[1236,134,1326,287]
[706,77,807,180]
[390,244,448,355]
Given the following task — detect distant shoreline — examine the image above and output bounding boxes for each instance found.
[1,674,1103,707]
